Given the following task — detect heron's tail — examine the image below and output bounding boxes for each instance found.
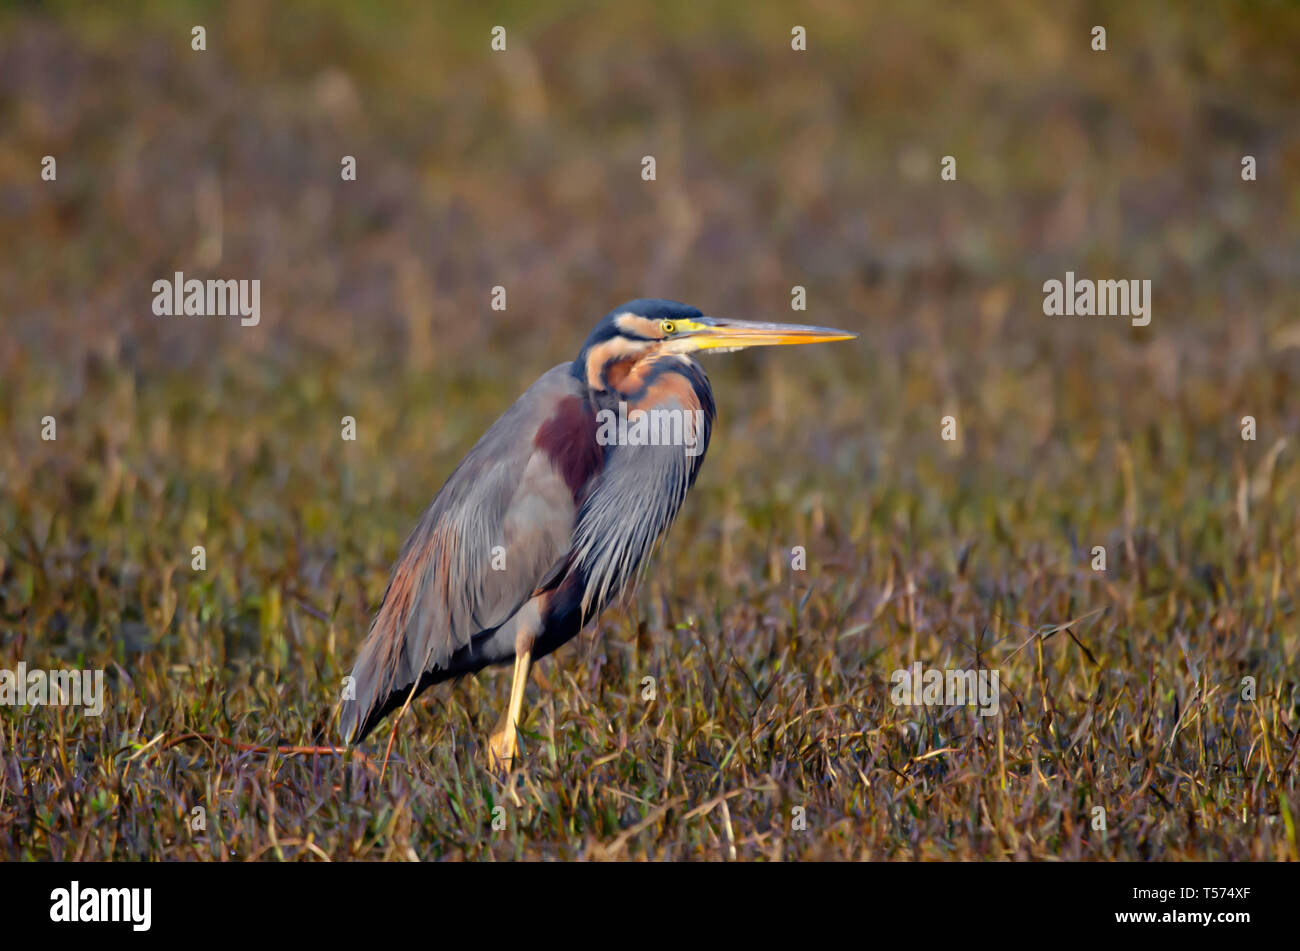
[337,644,381,745]
[339,614,468,744]
[337,613,422,745]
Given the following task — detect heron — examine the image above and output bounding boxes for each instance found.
[338,299,855,769]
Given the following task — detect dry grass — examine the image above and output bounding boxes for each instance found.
[1,0,1298,860]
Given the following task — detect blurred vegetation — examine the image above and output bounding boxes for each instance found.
[1,0,1298,859]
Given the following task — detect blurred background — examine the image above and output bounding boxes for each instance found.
[1,1,1299,859]
[6,0,1300,626]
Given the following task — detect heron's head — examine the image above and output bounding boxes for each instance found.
[575,298,857,393]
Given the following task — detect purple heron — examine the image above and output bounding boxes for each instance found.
[339,299,855,768]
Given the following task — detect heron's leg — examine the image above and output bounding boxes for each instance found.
[488,644,533,771]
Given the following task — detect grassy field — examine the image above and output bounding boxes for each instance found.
[1,1,1299,860]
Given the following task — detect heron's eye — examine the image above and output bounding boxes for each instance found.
[660,320,676,335]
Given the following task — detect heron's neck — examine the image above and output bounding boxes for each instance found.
[574,337,658,394]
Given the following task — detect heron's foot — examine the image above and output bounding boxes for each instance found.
[487,721,518,772]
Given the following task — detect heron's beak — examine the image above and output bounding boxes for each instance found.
[680,316,858,352]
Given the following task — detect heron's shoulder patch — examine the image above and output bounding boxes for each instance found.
[533,395,603,498]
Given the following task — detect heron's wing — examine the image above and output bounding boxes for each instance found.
[569,360,714,619]
[340,364,590,742]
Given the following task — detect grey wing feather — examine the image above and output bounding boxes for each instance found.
[569,394,712,619]
[339,365,580,742]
